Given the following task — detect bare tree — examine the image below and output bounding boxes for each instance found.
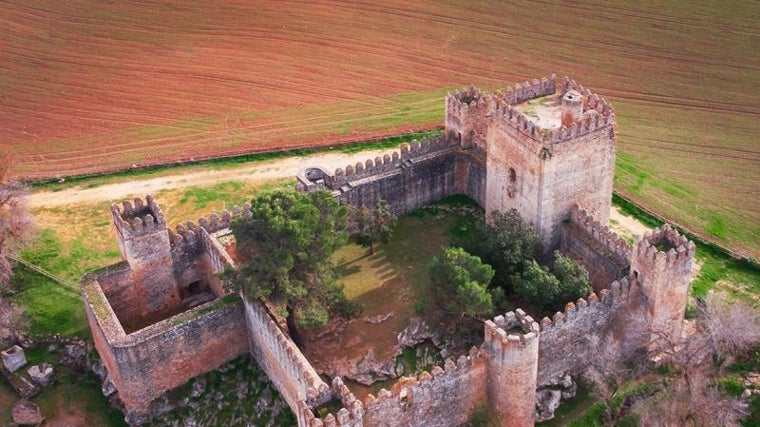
[633,292,760,426]
[0,172,34,291]
[583,333,647,426]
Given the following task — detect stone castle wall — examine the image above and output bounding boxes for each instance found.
[297,135,486,217]
[443,74,616,251]
[560,204,631,290]
[630,225,695,346]
[241,297,331,423]
[85,76,697,425]
[536,279,634,386]
[361,353,488,427]
[83,276,248,413]
[294,310,539,427]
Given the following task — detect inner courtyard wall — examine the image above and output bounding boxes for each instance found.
[560,205,631,290]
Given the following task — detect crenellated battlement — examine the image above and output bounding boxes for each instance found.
[539,277,632,334]
[241,298,331,411]
[447,85,491,109]
[168,203,252,248]
[503,75,557,105]
[633,224,696,267]
[569,203,632,260]
[561,76,615,119]
[110,195,167,238]
[364,345,484,407]
[483,308,540,352]
[298,377,365,427]
[490,96,615,146]
[297,134,460,192]
[334,135,457,184]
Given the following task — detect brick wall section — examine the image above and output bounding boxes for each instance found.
[241,297,331,422]
[560,204,631,290]
[82,277,248,414]
[361,353,488,427]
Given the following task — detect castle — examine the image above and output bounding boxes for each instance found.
[81,75,695,426]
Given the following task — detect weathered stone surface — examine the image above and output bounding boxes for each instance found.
[12,400,43,425]
[397,317,437,348]
[535,389,562,422]
[1,345,26,372]
[27,363,53,386]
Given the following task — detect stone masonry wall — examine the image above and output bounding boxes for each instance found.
[560,204,631,290]
[110,197,179,316]
[536,279,634,386]
[484,310,540,427]
[82,276,248,414]
[538,123,615,251]
[630,225,695,347]
[297,135,486,217]
[361,351,488,427]
[241,297,331,424]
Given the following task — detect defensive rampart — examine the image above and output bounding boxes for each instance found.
[536,279,633,386]
[560,204,631,290]
[241,297,331,423]
[297,135,486,215]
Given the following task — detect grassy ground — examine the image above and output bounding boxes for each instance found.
[11,265,88,338]
[0,354,126,426]
[304,207,460,385]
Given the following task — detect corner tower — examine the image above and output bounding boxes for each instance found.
[630,225,695,346]
[482,76,616,252]
[484,309,540,426]
[110,195,179,314]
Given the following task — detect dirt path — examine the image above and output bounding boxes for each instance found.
[29,148,651,238]
[28,149,389,208]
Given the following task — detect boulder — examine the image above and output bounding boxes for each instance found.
[1,345,27,373]
[12,400,43,426]
[535,389,562,422]
[27,363,54,386]
[397,317,437,348]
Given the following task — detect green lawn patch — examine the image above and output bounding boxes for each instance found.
[11,265,88,338]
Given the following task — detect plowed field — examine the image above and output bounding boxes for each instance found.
[2,1,759,257]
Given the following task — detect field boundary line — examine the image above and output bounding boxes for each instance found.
[8,254,79,293]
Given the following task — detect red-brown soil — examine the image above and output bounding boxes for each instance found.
[2,1,759,257]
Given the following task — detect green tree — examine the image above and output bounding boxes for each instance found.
[552,250,591,305]
[512,260,561,312]
[354,198,397,255]
[512,252,591,313]
[429,247,496,319]
[228,190,360,332]
[460,209,538,290]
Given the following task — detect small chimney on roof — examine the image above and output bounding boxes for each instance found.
[561,90,583,128]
